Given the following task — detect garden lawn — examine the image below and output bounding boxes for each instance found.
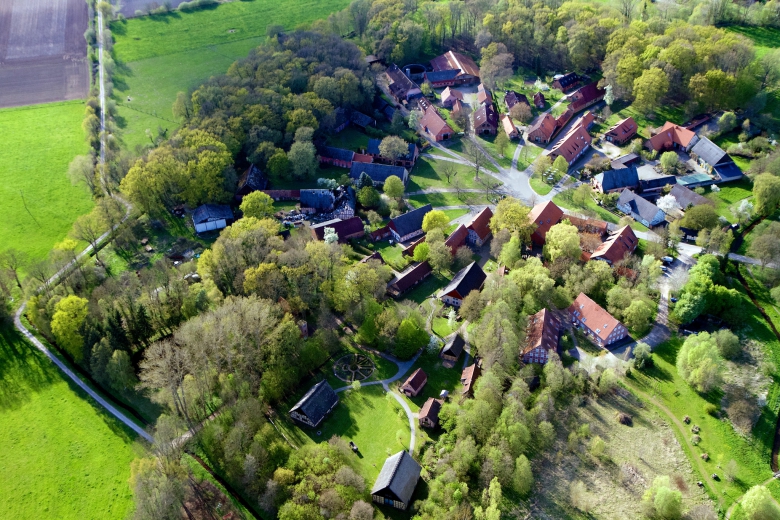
[476,134,518,170]
[111,0,351,149]
[432,317,457,338]
[604,100,686,139]
[398,350,465,413]
[0,326,139,520]
[702,177,753,222]
[408,157,486,192]
[376,242,409,271]
[515,144,542,171]
[711,131,753,172]
[442,209,468,222]
[301,385,411,482]
[625,337,777,509]
[408,191,492,209]
[553,189,649,231]
[0,101,93,264]
[326,127,370,151]
[530,172,554,195]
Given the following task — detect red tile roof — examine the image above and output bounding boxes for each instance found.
[522,308,561,357]
[452,99,464,113]
[646,122,697,152]
[467,207,493,241]
[528,201,564,244]
[445,224,468,253]
[545,118,592,166]
[568,292,622,343]
[605,117,638,144]
[590,225,637,265]
[353,153,373,164]
[441,87,463,104]
[569,82,606,112]
[430,51,480,78]
[387,261,432,295]
[461,362,481,395]
[420,107,453,138]
[403,368,427,393]
[501,114,518,137]
[528,112,557,142]
[566,215,609,236]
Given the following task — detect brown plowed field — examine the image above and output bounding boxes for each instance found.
[0,0,89,108]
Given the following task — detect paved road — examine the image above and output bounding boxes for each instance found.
[334,349,422,455]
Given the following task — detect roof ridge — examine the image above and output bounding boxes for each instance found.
[388,451,406,484]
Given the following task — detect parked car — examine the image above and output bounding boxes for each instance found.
[662,256,674,264]
[660,266,668,272]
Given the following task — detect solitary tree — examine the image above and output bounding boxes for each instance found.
[71,211,107,267]
[677,332,723,393]
[68,155,97,195]
[740,485,780,520]
[422,210,449,233]
[239,191,274,219]
[510,103,532,124]
[552,155,569,176]
[464,141,487,180]
[544,221,581,263]
[495,132,510,158]
[660,151,680,174]
[383,175,405,199]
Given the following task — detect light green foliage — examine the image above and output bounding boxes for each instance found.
[660,151,680,174]
[676,332,723,393]
[719,111,737,133]
[714,329,741,359]
[379,135,409,162]
[239,191,274,219]
[740,485,780,519]
[623,300,652,333]
[632,68,669,113]
[642,476,682,520]
[288,141,318,179]
[383,175,405,198]
[422,210,450,232]
[413,242,430,262]
[552,155,569,175]
[51,296,89,361]
[753,173,780,215]
[588,435,606,458]
[513,455,533,496]
[0,102,93,262]
[633,342,652,369]
[357,186,379,208]
[543,221,580,263]
[395,318,428,359]
[680,204,719,230]
[490,197,535,244]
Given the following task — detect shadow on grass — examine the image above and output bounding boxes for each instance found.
[0,325,59,413]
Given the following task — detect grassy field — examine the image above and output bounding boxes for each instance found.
[530,172,554,195]
[726,26,780,57]
[0,326,139,519]
[711,131,754,172]
[553,189,649,231]
[442,208,469,222]
[408,157,486,192]
[396,350,466,413]
[408,191,492,209]
[475,134,518,170]
[604,100,686,138]
[111,0,352,150]
[0,101,93,263]
[702,177,753,222]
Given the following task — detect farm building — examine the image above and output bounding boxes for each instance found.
[387,64,422,102]
[677,172,714,189]
[425,69,461,88]
[288,380,339,428]
[440,333,465,363]
[444,224,469,254]
[461,361,481,396]
[569,293,628,347]
[192,204,234,234]
[589,225,637,265]
[300,189,336,214]
[349,162,409,186]
[361,251,384,264]
[669,184,713,210]
[504,90,529,110]
[521,308,561,364]
[440,87,464,108]
[350,111,375,130]
[451,98,465,114]
[438,262,487,307]
[429,50,480,85]
[639,176,677,195]
[544,114,593,167]
[466,207,493,246]
[611,153,641,170]
[477,84,493,105]
[401,368,428,397]
[552,72,581,92]
[617,189,665,227]
[528,201,564,246]
[593,166,639,193]
[389,204,432,242]
[235,164,268,200]
[527,112,557,144]
[371,451,421,510]
[604,117,638,145]
[567,215,609,237]
[501,114,519,139]
[260,190,300,201]
[645,122,699,153]
[318,146,356,168]
[401,236,427,258]
[533,92,545,108]
[473,104,498,135]
[569,82,605,112]
[366,138,418,168]
[420,106,454,142]
[387,262,433,297]
[690,137,743,183]
[419,398,443,428]
[310,217,365,243]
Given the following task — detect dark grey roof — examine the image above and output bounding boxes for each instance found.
[237,164,268,192]
[618,189,662,223]
[351,111,375,128]
[320,146,355,162]
[289,380,339,426]
[639,175,677,191]
[714,162,743,182]
[367,139,416,161]
[371,451,421,504]
[439,262,486,299]
[691,137,728,166]
[670,184,712,209]
[387,64,420,98]
[192,204,233,225]
[426,69,460,82]
[349,162,408,184]
[596,167,639,191]
[441,333,465,358]
[382,105,396,120]
[504,90,529,108]
[300,189,336,211]
[610,153,640,169]
[391,205,432,237]
[553,72,579,88]
[310,216,365,241]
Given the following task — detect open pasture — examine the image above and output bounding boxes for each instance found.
[0,0,89,108]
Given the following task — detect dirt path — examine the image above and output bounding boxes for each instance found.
[724,475,780,519]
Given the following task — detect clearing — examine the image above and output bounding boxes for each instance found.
[0,326,140,519]
[0,0,89,108]
[726,26,780,57]
[110,0,351,150]
[0,101,94,262]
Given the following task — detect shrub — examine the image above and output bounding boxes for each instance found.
[703,403,718,417]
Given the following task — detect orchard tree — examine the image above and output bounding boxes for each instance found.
[495,132,509,158]
[510,103,532,123]
[239,191,274,219]
[660,151,680,174]
[642,476,682,520]
[51,295,89,361]
[553,155,569,176]
[623,300,652,332]
[413,242,430,262]
[422,210,449,232]
[534,155,553,177]
[754,173,780,215]
[735,199,753,225]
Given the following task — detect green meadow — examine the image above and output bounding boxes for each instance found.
[0,326,139,519]
[0,101,94,262]
[111,0,352,150]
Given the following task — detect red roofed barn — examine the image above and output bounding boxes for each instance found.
[522,309,561,364]
[528,201,564,246]
[569,293,628,347]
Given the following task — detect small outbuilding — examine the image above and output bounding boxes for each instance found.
[440,333,465,363]
[371,450,421,510]
[288,380,339,428]
[401,368,427,397]
[192,204,234,233]
[419,398,443,428]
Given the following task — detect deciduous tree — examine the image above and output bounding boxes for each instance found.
[239,191,274,219]
[422,210,449,232]
[383,175,405,199]
[51,295,89,361]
